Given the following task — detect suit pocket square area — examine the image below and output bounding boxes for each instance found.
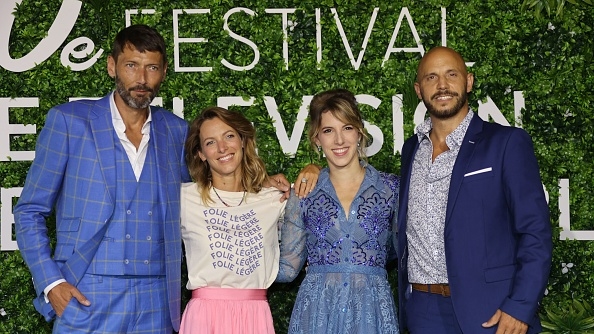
[464,167,492,177]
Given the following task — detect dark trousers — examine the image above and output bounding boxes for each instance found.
[406,289,463,334]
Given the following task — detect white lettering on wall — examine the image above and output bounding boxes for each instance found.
[218,96,256,109]
[3,179,587,251]
[0,91,529,161]
[173,9,212,72]
[1,6,451,73]
[222,8,260,71]
[125,8,157,27]
[60,37,104,71]
[0,94,590,248]
[218,95,386,157]
[173,97,184,118]
[316,8,322,69]
[558,179,594,240]
[1,187,22,251]
[264,8,297,70]
[392,95,405,155]
[0,0,101,72]
[478,97,512,126]
[513,91,525,127]
[0,98,37,161]
[441,7,447,46]
[356,95,384,156]
[382,7,424,66]
[217,92,525,157]
[331,7,379,70]
[263,96,311,157]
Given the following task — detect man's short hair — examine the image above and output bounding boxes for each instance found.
[110,24,167,64]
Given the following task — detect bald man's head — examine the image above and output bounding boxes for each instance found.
[416,47,468,83]
[414,47,474,120]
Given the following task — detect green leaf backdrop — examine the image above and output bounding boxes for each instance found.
[0,1,593,333]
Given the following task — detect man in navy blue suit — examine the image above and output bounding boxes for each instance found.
[397,46,552,334]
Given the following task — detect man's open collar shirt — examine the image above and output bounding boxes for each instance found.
[406,110,474,284]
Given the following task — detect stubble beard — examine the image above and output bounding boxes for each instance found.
[423,89,468,120]
[115,75,159,109]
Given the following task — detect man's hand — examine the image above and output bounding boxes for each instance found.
[47,282,91,317]
[293,164,321,199]
[482,309,528,334]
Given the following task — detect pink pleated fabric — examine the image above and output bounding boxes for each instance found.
[179,287,275,334]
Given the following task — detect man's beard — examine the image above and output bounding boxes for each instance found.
[115,75,159,109]
[423,89,468,120]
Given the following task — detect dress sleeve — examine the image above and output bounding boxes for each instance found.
[382,172,400,262]
[276,191,308,282]
[392,175,400,253]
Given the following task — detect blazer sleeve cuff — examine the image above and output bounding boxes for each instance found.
[499,297,540,326]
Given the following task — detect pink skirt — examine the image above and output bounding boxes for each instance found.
[179,287,275,334]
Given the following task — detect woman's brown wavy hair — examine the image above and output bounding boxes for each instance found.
[185,106,267,204]
[308,88,369,161]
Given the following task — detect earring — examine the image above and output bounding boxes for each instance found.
[317,145,322,152]
[357,141,360,147]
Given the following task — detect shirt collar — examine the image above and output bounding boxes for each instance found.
[109,91,152,135]
[415,110,474,149]
[313,162,383,197]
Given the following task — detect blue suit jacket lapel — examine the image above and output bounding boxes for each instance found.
[444,113,484,227]
[59,95,117,291]
[398,139,419,238]
[151,109,169,219]
[90,95,116,203]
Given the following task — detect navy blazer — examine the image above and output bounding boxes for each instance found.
[14,94,190,331]
[397,113,552,333]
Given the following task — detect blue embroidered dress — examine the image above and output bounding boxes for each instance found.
[277,164,400,334]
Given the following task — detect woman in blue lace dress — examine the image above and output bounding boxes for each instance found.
[277,89,400,334]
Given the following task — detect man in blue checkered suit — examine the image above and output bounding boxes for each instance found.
[14,25,189,333]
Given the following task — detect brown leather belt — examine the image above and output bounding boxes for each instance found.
[411,283,451,297]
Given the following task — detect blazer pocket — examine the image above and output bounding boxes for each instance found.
[56,218,81,245]
[463,167,493,182]
[484,264,516,283]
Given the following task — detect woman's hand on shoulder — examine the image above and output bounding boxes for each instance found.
[293,164,321,199]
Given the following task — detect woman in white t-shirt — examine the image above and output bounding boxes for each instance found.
[179,106,316,334]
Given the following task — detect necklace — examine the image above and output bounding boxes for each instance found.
[212,187,246,207]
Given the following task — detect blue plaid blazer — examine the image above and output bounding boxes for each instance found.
[14,94,190,331]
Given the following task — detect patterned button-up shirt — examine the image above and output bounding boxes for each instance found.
[406,110,474,284]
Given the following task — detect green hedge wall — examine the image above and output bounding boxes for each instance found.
[1,1,593,333]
